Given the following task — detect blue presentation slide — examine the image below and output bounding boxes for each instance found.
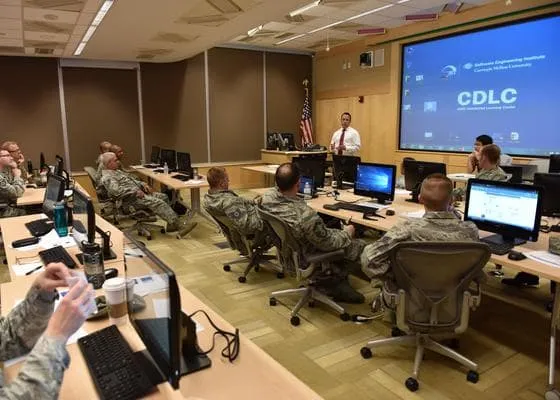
[399,15,560,157]
[355,164,393,195]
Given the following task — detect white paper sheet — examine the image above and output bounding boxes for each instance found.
[525,251,560,268]
[39,229,76,249]
[132,274,167,297]
[12,261,44,276]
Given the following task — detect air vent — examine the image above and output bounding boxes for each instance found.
[177,14,231,26]
[0,46,25,54]
[23,20,73,34]
[152,32,197,43]
[35,47,54,54]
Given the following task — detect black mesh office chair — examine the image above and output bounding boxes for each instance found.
[258,208,350,326]
[207,209,283,283]
[360,241,490,392]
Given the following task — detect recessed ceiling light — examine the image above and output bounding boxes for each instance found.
[247,25,263,37]
[289,0,321,17]
[74,0,113,56]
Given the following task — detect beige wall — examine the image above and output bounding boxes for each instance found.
[313,0,560,174]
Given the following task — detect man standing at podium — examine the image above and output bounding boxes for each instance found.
[330,112,361,156]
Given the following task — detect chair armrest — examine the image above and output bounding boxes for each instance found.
[305,249,345,264]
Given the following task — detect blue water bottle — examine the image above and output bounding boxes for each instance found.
[53,201,68,237]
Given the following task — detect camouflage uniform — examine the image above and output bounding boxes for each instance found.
[453,166,508,199]
[203,190,268,252]
[0,169,25,218]
[361,211,479,280]
[100,169,178,225]
[0,285,69,399]
[260,187,365,274]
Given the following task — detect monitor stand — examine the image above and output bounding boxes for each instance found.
[96,227,117,261]
[481,234,526,254]
[405,186,420,203]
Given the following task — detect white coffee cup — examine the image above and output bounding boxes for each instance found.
[103,277,127,325]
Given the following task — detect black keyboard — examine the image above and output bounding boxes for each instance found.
[323,202,378,214]
[78,325,154,400]
[173,174,191,181]
[38,246,76,268]
[481,238,514,255]
[25,218,53,237]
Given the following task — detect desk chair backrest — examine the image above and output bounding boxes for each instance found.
[389,241,490,333]
[257,208,302,274]
[84,166,109,200]
[206,209,250,254]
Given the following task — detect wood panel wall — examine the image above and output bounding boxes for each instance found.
[313,0,560,175]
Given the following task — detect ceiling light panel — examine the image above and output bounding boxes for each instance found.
[73,0,113,56]
[289,0,321,17]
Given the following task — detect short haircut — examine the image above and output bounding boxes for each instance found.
[275,163,300,192]
[101,152,117,167]
[1,141,17,151]
[341,112,351,120]
[480,144,501,165]
[420,173,453,210]
[99,141,112,152]
[476,134,493,146]
[110,144,122,153]
[207,166,227,189]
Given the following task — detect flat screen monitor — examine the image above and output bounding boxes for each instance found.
[293,155,326,189]
[464,179,542,249]
[402,160,447,202]
[549,154,560,173]
[332,155,361,187]
[72,186,95,244]
[533,172,560,217]
[399,14,560,157]
[266,132,279,150]
[150,146,161,164]
[501,165,523,183]
[354,162,396,204]
[176,152,192,174]
[160,149,177,171]
[124,233,211,389]
[43,175,65,218]
[279,133,295,150]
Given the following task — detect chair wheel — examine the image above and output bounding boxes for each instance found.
[308,301,315,308]
[277,272,285,279]
[254,266,260,272]
[466,370,479,383]
[391,327,404,337]
[340,312,351,321]
[238,276,247,283]
[360,347,372,359]
[269,297,277,306]
[160,228,166,234]
[223,265,231,272]
[290,316,300,326]
[405,377,419,392]
[545,389,560,400]
[137,231,143,237]
[146,235,152,240]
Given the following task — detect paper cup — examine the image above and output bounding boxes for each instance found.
[103,277,127,325]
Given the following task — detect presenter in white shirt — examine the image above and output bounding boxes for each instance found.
[330,112,361,156]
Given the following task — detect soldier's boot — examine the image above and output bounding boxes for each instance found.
[328,278,365,304]
[177,221,198,238]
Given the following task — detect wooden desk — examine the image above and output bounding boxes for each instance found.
[0,259,321,399]
[261,149,328,164]
[17,188,45,206]
[0,214,124,281]
[132,167,208,212]
[243,165,278,187]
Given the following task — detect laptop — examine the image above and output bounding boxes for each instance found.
[297,176,317,198]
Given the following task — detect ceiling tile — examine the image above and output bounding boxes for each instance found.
[0,5,21,18]
[0,0,21,5]
[0,37,22,46]
[300,5,339,17]
[24,30,69,42]
[404,0,448,10]
[24,7,79,24]
[345,0,395,12]
[82,0,102,13]
[0,28,20,38]
[349,13,388,26]
[22,0,86,12]
[71,24,85,35]
[75,12,93,25]
[262,21,293,31]
[377,4,420,18]
[0,18,20,29]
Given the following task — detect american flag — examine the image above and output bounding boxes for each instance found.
[300,88,314,146]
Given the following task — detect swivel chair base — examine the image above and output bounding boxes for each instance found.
[223,252,283,283]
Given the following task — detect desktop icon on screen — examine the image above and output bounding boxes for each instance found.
[511,132,519,141]
[415,74,424,82]
[463,62,474,70]
[424,101,437,112]
[440,65,457,79]
[403,104,411,111]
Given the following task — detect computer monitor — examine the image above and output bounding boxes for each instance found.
[160,149,177,171]
[332,155,361,188]
[549,155,560,173]
[354,162,397,205]
[54,154,70,188]
[533,173,560,217]
[279,133,295,150]
[43,174,65,218]
[124,233,211,389]
[176,152,192,175]
[293,155,326,189]
[501,165,523,183]
[464,179,542,250]
[266,132,279,150]
[150,146,161,164]
[72,186,95,244]
[403,160,447,202]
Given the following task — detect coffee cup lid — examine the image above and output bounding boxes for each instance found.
[103,277,125,291]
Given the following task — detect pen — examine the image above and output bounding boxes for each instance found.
[25,265,43,276]
[125,252,143,258]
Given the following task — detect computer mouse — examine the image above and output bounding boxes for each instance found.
[104,268,118,279]
[508,250,527,261]
[386,209,395,216]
